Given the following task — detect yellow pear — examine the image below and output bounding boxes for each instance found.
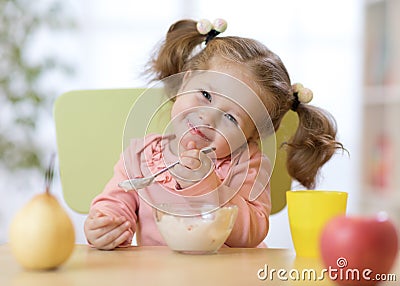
[9,156,75,270]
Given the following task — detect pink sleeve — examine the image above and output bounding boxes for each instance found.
[222,144,271,247]
[90,148,141,247]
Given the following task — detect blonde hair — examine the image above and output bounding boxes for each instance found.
[146,19,345,189]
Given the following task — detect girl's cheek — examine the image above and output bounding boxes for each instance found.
[171,100,195,118]
[219,132,247,154]
[212,137,231,158]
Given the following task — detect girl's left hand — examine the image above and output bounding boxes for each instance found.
[172,147,213,189]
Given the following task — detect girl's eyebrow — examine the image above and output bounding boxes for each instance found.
[194,77,218,93]
[196,80,215,92]
[207,83,217,92]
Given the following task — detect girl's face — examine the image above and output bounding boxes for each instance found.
[170,60,267,158]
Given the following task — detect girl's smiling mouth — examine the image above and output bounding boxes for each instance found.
[187,121,211,141]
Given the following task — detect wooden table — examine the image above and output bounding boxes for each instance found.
[0,244,398,286]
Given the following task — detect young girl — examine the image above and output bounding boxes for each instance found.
[84,19,344,250]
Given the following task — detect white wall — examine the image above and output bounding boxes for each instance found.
[0,0,364,249]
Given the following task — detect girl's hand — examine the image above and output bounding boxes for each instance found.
[172,147,213,189]
[84,210,131,250]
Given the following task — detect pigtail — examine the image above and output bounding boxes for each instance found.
[285,104,345,189]
[147,19,205,81]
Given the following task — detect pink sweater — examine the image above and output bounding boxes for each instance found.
[90,134,271,247]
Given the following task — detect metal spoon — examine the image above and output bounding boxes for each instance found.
[118,146,215,192]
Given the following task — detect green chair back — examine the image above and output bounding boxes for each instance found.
[54,89,297,214]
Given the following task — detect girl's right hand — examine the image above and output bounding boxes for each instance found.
[84,210,131,250]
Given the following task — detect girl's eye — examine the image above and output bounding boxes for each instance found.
[201,90,212,102]
[224,113,238,125]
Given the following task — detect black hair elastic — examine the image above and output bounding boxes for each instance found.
[291,92,301,111]
[205,29,220,45]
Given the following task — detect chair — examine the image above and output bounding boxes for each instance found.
[54,89,297,214]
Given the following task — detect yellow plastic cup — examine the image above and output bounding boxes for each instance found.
[286,190,348,258]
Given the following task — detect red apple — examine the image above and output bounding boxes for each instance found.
[320,213,398,286]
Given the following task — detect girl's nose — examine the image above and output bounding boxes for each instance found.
[198,109,216,127]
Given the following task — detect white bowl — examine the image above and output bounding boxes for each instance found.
[153,203,238,254]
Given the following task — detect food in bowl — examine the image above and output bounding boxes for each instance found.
[153,203,238,254]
